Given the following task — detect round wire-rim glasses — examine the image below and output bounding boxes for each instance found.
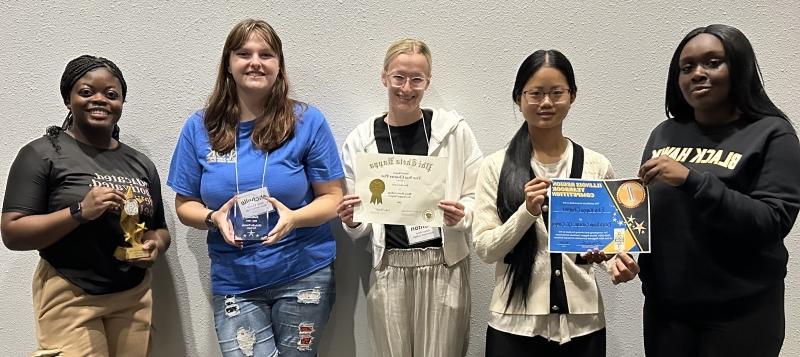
[522,87,571,104]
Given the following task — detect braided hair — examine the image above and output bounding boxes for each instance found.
[46,55,127,151]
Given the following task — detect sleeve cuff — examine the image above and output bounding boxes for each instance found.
[518,203,540,222]
[342,221,371,238]
[678,169,703,195]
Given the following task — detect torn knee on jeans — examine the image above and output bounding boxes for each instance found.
[297,322,315,351]
[296,287,321,304]
[236,327,256,357]
[224,295,240,317]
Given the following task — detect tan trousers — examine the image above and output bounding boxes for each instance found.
[31,259,152,357]
[367,248,471,357]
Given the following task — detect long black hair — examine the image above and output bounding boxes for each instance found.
[46,55,127,151]
[665,24,787,122]
[498,50,576,309]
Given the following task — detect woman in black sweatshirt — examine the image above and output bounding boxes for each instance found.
[638,24,800,357]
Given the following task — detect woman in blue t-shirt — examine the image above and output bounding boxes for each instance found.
[167,19,344,356]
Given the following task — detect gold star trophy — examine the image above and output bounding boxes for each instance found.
[114,186,150,260]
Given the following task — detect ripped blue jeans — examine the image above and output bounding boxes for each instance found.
[213,264,334,357]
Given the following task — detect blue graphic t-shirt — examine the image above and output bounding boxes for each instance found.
[167,104,343,294]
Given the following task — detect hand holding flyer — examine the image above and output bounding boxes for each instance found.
[548,178,650,254]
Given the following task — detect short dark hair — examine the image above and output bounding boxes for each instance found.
[665,24,786,122]
[60,55,127,105]
[47,55,127,151]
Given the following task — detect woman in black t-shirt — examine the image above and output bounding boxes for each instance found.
[1,55,170,356]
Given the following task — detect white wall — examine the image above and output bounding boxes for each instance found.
[1,1,798,356]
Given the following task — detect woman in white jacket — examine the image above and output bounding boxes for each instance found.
[337,38,483,357]
[472,50,639,356]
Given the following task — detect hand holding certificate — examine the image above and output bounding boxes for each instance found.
[353,153,448,226]
[548,178,651,254]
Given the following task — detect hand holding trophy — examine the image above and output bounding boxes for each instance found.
[114,186,150,260]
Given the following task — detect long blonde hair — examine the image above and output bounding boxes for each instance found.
[205,19,301,153]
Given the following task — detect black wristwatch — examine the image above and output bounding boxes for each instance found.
[69,202,88,224]
[205,210,219,231]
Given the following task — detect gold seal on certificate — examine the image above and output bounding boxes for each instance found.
[354,153,447,227]
[423,209,434,222]
[369,179,385,204]
[115,186,150,260]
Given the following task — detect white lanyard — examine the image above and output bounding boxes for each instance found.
[386,114,440,244]
[233,130,269,195]
[386,114,430,154]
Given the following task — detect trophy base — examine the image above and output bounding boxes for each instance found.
[114,246,150,260]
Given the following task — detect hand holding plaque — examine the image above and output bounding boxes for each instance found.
[114,186,150,260]
[230,187,274,241]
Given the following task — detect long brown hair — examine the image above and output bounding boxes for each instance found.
[205,19,301,153]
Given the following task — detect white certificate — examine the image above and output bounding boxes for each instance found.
[353,153,447,227]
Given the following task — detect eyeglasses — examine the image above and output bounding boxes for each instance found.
[522,87,571,104]
[387,73,428,90]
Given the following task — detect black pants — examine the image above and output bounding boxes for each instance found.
[643,283,784,357]
[485,325,605,357]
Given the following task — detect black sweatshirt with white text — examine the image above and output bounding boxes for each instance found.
[639,116,800,305]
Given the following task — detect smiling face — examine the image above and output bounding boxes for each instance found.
[678,33,732,115]
[382,52,430,117]
[66,67,124,136]
[519,66,574,131]
[228,33,280,99]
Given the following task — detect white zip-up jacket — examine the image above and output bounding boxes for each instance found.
[341,108,483,267]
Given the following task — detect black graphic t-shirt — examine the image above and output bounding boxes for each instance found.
[373,109,443,249]
[3,133,167,295]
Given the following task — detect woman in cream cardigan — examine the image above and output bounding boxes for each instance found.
[472,49,639,356]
